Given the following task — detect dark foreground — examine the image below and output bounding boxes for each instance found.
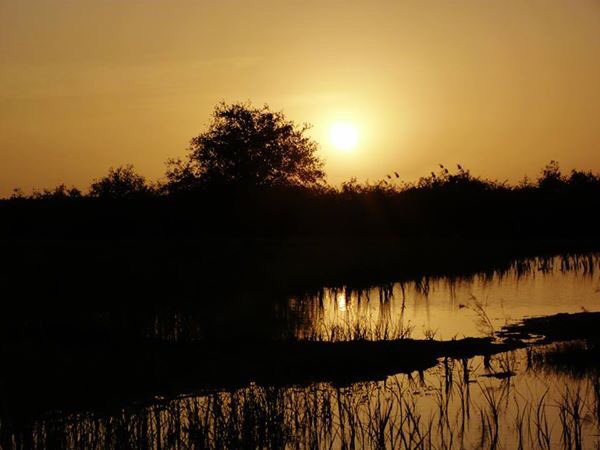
[0,241,598,449]
[3,312,598,420]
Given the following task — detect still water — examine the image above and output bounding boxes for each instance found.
[294,255,600,341]
[5,254,600,449]
[19,346,600,449]
[148,254,600,343]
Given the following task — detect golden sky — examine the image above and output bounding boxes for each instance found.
[1,0,600,195]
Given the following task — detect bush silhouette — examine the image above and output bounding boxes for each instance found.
[165,102,325,191]
[89,165,149,199]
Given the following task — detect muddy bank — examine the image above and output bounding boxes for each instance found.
[1,335,522,417]
[500,311,600,342]
[3,311,599,421]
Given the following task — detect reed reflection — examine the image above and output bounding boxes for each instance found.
[3,347,598,450]
[139,254,599,344]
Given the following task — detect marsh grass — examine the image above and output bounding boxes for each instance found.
[526,341,600,377]
[464,295,496,338]
[300,315,415,342]
[287,253,600,344]
[557,387,585,450]
[0,255,599,449]
[3,349,598,450]
[0,253,596,346]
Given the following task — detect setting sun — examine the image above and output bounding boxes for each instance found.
[330,123,358,151]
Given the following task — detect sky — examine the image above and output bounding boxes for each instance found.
[1,0,600,195]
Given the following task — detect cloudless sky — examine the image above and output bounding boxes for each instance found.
[1,0,600,195]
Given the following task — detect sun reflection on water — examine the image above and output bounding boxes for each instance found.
[305,256,600,341]
[336,291,347,312]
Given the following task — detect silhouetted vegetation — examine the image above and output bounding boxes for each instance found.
[3,160,600,241]
[1,103,599,241]
[164,102,325,191]
[0,249,596,449]
[88,164,151,199]
[501,311,600,343]
[0,342,598,450]
[2,102,600,449]
[526,341,600,377]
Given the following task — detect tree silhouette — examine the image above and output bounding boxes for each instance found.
[537,160,564,191]
[166,102,325,190]
[89,165,148,199]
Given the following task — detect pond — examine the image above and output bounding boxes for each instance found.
[1,253,599,449]
[13,344,600,449]
[292,254,600,341]
[147,254,600,343]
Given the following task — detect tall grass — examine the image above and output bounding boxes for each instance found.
[4,350,599,450]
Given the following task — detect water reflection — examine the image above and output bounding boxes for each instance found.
[1,254,599,449]
[291,254,600,341]
[7,346,599,450]
[336,291,347,312]
[144,254,600,343]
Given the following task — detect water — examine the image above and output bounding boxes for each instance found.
[15,346,600,449]
[148,254,600,342]
[2,254,600,449]
[293,256,600,341]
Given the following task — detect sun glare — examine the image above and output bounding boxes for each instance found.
[330,123,358,151]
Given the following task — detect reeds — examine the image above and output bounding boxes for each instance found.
[5,348,599,450]
[558,386,585,450]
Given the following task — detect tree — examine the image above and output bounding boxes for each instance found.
[166,102,325,190]
[32,184,82,200]
[89,165,149,199]
[537,160,564,191]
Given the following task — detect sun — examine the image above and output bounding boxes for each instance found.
[330,122,358,151]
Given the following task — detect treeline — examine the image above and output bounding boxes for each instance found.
[2,102,600,240]
[2,160,600,239]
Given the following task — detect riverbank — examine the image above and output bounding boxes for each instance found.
[3,311,599,418]
[1,237,598,310]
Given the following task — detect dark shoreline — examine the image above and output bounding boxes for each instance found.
[1,236,599,308]
[3,312,599,419]
[2,335,522,418]
[0,238,598,433]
